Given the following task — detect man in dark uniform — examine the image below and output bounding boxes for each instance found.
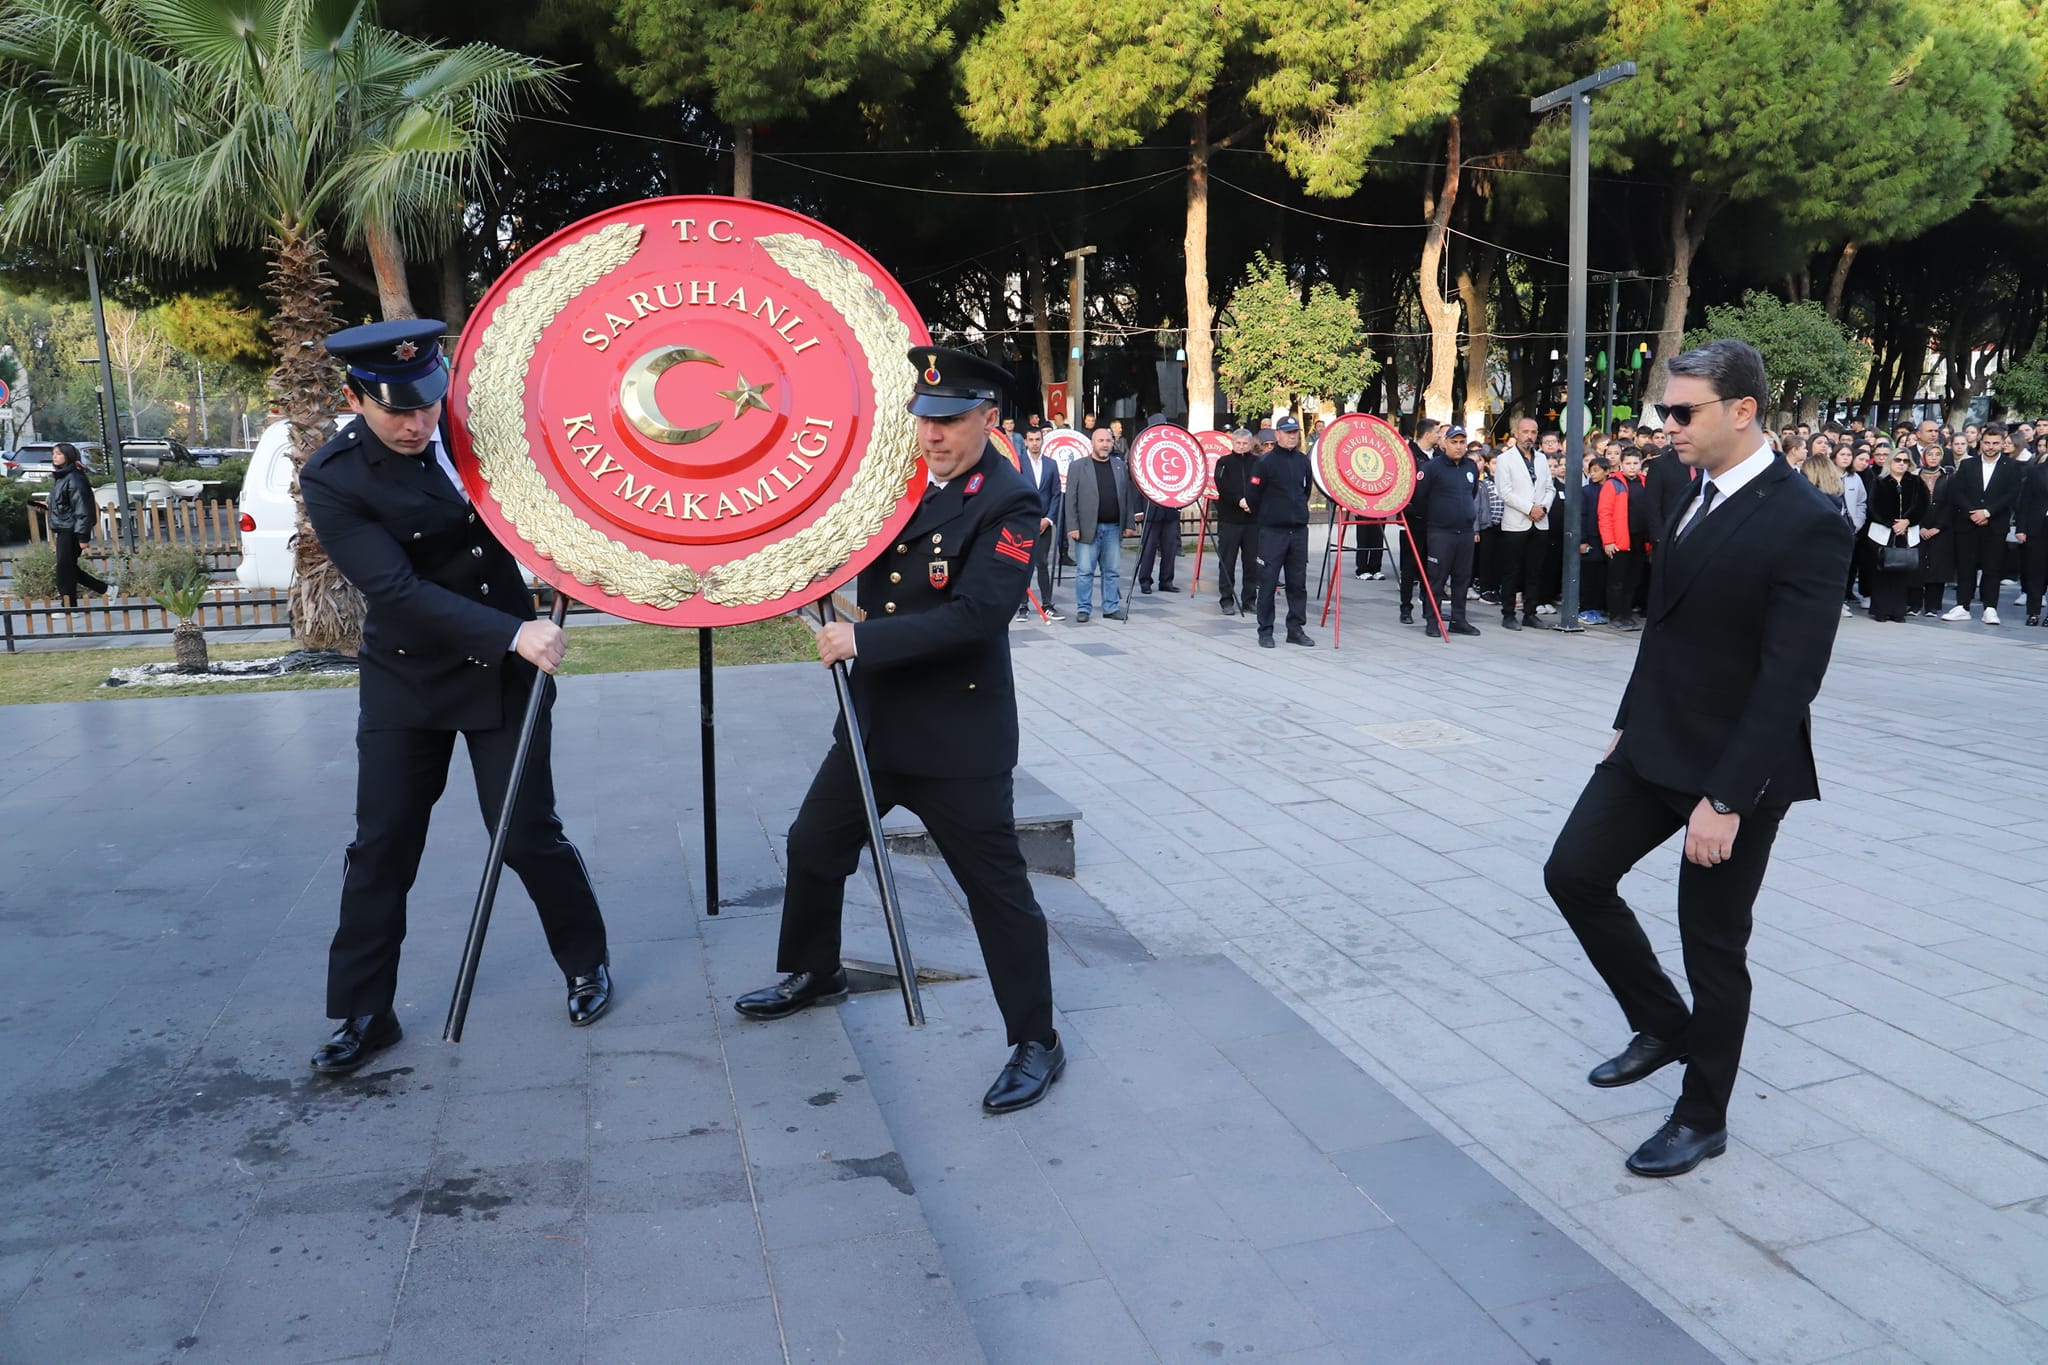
[1415,430,1484,638]
[1249,415,1314,648]
[299,320,612,1075]
[733,347,1063,1114]
[1134,413,1184,596]
[1211,427,1260,614]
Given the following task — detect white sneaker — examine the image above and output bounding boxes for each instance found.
[1371,572,1384,580]
[1984,607,2001,626]
[1467,587,1483,600]
[1355,570,1369,579]
[1536,604,1558,615]
[1941,605,1970,621]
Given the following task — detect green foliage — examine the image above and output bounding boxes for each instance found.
[1993,349,2048,417]
[9,542,58,597]
[1684,291,1870,410]
[150,292,267,370]
[112,542,204,598]
[1216,255,1378,414]
[0,0,564,266]
[609,0,955,126]
[959,0,1493,198]
[0,478,33,542]
[151,567,209,619]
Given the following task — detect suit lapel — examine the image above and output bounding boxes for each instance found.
[1651,459,1789,621]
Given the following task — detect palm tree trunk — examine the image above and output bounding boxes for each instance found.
[440,247,470,333]
[1418,118,1462,423]
[1184,106,1216,433]
[267,222,363,652]
[365,218,417,320]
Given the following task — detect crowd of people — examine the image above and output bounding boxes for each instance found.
[1001,407,2048,638]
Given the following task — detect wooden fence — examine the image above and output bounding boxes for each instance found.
[26,495,242,553]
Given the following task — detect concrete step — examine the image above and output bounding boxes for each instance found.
[881,768,1078,877]
[841,954,1717,1365]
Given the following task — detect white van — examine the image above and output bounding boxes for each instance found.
[236,418,349,590]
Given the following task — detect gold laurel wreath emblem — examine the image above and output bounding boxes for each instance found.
[467,221,919,608]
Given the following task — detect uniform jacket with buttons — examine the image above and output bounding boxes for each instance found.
[300,420,536,732]
[847,444,1038,778]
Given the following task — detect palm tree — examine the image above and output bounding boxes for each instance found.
[0,0,561,649]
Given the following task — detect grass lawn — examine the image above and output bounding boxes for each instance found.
[0,617,815,707]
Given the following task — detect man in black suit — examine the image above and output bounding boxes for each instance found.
[1543,340,1851,1178]
[299,321,613,1075]
[1942,422,2021,625]
[734,347,1063,1114]
[1015,425,1065,621]
[1211,427,1260,615]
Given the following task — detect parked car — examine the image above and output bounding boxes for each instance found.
[116,438,192,475]
[236,420,322,590]
[183,446,251,468]
[8,441,105,482]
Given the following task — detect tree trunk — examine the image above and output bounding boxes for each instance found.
[268,222,362,653]
[439,246,470,334]
[1029,268,1056,419]
[1457,243,1495,437]
[734,125,755,200]
[1824,240,1859,319]
[1184,106,1217,434]
[364,218,416,321]
[173,618,209,673]
[1646,187,1718,404]
[1417,118,1462,424]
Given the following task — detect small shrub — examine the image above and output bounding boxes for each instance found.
[9,543,59,598]
[0,481,33,542]
[115,543,207,595]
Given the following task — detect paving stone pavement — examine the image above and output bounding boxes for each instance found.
[1018,543,2048,1365]
[2,646,1705,1363]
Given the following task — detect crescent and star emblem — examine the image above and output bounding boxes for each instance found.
[620,345,775,446]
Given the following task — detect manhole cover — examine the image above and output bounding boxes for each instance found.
[1358,719,1483,750]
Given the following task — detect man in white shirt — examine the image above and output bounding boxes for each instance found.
[1494,416,1554,630]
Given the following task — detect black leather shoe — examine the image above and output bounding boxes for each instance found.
[1500,615,1522,630]
[1219,597,1235,614]
[2030,614,2041,627]
[1258,632,1276,648]
[1286,631,1315,647]
[1075,610,1090,623]
[1422,623,1444,638]
[1448,621,1481,636]
[1588,1032,1687,1088]
[1626,1116,1727,1177]
[1139,584,1154,594]
[734,968,848,1020]
[983,1034,1066,1113]
[567,962,613,1026]
[1104,608,1128,621]
[1399,607,1415,625]
[311,1011,402,1074]
[1522,613,1547,630]
[1160,584,1182,594]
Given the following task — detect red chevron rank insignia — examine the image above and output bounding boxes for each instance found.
[994,526,1034,565]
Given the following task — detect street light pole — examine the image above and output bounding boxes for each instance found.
[1063,244,1096,427]
[83,248,136,551]
[1532,61,1634,635]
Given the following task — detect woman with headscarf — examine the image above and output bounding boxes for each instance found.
[1867,450,1929,622]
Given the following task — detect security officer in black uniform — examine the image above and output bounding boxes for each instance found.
[300,320,612,1075]
[1250,415,1315,648]
[733,347,1064,1114]
[1211,427,1260,614]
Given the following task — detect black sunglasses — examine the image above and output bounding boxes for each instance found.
[1653,397,1738,427]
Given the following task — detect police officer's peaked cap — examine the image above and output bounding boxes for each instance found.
[328,319,451,411]
[906,346,1014,418]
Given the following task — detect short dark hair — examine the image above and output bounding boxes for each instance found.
[1415,417,1441,439]
[1666,339,1768,407]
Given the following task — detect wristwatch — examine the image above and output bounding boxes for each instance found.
[1707,797,1736,816]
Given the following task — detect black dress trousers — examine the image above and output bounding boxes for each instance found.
[777,743,1054,1047]
[1255,525,1308,634]
[326,675,608,1018]
[1543,760,1787,1131]
[1217,521,1258,607]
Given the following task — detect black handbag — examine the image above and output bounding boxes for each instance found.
[1880,543,1918,571]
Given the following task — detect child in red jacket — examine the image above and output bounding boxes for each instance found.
[1599,447,1650,630]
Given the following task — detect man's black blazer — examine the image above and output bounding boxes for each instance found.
[1612,455,1852,816]
[1642,450,1696,541]
[1950,454,2023,525]
[301,421,536,733]
[845,443,1038,779]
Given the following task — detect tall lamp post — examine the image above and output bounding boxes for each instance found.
[1532,61,1633,634]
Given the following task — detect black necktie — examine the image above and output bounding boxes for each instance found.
[1678,479,1718,541]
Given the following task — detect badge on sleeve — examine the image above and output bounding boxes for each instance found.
[994,527,1034,565]
[928,559,950,589]
[965,472,984,495]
